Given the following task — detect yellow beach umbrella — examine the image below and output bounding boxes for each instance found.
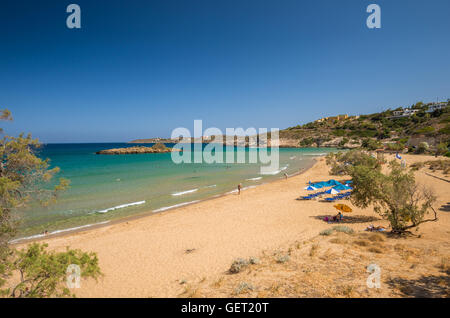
[334,204,352,213]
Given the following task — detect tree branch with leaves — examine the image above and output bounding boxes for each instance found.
[349,158,438,234]
[1,109,101,297]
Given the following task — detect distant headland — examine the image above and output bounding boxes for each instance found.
[96,143,180,155]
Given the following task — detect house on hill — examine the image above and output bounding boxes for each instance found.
[389,108,419,118]
[426,102,447,113]
[315,114,348,123]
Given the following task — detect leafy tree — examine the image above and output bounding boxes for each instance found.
[415,142,430,154]
[386,142,405,151]
[436,142,448,156]
[326,150,380,176]
[338,137,349,147]
[414,126,435,135]
[0,109,101,297]
[361,138,382,150]
[350,160,437,234]
[6,243,100,298]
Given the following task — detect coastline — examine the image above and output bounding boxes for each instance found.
[11,156,318,245]
[14,153,449,297]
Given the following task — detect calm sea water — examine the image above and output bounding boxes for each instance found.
[14,143,336,238]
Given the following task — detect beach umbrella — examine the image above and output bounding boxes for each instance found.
[396,153,402,160]
[325,188,340,194]
[327,179,342,186]
[304,185,317,191]
[332,184,348,191]
[334,204,352,213]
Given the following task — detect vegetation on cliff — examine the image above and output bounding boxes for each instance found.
[281,100,450,153]
[96,142,178,155]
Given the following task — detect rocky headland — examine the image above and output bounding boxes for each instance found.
[96,143,180,155]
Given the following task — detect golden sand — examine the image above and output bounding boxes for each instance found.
[19,154,450,297]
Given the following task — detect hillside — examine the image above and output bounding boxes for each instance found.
[130,101,450,154]
[280,101,450,152]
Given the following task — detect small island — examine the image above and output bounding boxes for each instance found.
[96,143,180,155]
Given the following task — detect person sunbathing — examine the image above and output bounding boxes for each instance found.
[366,224,386,231]
[324,212,343,223]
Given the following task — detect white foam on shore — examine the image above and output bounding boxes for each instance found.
[9,221,110,244]
[246,177,262,181]
[97,200,146,213]
[303,153,327,156]
[171,188,198,196]
[259,165,288,175]
[205,184,217,188]
[153,200,200,213]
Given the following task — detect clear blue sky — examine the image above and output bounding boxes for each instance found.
[1,0,449,143]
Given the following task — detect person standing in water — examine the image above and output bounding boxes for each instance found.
[237,183,242,195]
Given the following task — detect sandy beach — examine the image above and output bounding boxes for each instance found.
[16,154,450,298]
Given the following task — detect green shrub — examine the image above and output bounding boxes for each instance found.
[229,258,249,274]
[276,254,290,263]
[234,282,254,295]
[332,225,354,234]
[332,129,347,137]
[300,138,314,147]
[416,142,430,154]
[415,126,435,135]
[320,229,334,236]
[439,124,450,135]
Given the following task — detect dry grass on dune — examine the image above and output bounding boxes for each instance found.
[186,229,450,298]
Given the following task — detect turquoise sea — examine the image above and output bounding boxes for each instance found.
[13,143,337,240]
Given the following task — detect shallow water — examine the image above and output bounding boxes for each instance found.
[14,143,337,238]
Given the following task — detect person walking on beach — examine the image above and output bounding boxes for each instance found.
[237,183,242,195]
[284,173,288,180]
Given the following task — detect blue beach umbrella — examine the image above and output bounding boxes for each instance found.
[304,185,317,191]
[325,188,340,194]
[333,184,349,191]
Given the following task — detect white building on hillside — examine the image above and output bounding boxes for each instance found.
[426,102,447,113]
[390,108,419,118]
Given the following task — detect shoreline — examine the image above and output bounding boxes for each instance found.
[11,157,318,245]
[14,153,449,297]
